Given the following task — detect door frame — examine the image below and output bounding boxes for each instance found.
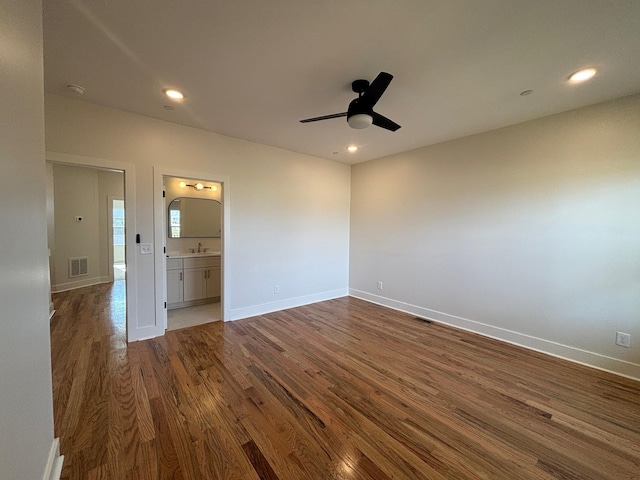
[47,151,138,341]
[153,167,231,330]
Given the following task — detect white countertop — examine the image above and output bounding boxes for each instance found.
[166,252,221,259]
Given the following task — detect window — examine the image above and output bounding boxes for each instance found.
[170,208,181,238]
[113,199,125,245]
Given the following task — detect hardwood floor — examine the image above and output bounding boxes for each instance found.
[51,282,640,479]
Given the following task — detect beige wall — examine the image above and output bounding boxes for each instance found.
[0,1,59,477]
[350,93,640,380]
[45,93,351,339]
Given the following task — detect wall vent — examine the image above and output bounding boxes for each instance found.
[69,257,88,278]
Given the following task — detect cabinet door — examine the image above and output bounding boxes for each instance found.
[206,267,221,298]
[184,267,207,301]
[167,269,183,304]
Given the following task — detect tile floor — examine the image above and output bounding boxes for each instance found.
[167,301,221,330]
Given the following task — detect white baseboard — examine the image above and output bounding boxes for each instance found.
[129,324,164,342]
[42,437,64,480]
[131,289,348,342]
[51,276,111,293]
[229,288,348,321]
[349,289,640,382]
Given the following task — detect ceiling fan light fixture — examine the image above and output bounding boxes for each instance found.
[347,114,373,129]
[300,72,400,132]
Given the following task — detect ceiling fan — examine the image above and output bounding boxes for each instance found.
[300,72,401,131]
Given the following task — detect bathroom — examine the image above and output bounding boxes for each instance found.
[164,175,222,329]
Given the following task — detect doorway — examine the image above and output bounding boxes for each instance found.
[110,197,126,281]
[47,151,138,341]
[153,168,230,331]
[164,175,222,330]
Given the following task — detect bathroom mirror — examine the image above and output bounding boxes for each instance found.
[168,197,221,238]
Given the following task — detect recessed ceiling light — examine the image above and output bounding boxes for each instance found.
[163,88,185,100]
[568,68,597,84]
[347,145,358,153]
[66,84,85,95]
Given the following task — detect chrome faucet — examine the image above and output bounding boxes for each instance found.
[197,242,202,253]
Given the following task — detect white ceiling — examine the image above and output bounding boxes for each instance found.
[43,1,640,165]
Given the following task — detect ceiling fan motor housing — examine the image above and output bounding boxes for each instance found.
[347,98,373,129]
[300,72,400,131]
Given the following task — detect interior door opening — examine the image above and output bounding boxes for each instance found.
[112,198,126,281]
[163,175,224,330]
[48,162,127,336]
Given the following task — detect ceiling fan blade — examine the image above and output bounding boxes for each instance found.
[360,72,393,109]
[300,112,347,123]
[371,112,401,132]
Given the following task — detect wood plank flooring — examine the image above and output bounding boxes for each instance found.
[51,282,640,479]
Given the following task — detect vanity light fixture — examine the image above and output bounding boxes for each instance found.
[568,68,597,84]
[347,145,358,153]
[163,88,185,100]
[179,181,218,192]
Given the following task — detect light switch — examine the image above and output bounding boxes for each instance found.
[139,243,153,255]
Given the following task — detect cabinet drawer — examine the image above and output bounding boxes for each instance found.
[184,256,220,268]
[166,258,183,270]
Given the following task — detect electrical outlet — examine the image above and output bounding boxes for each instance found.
[615,331,631,348]
[274,285,280,294]
[377,281,383,290]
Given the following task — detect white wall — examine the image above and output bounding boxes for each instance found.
[350,93,640,380]
[45,94,351,339]
[0,1,60,478]
[51,163,102,289]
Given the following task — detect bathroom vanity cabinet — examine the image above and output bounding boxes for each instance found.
[167,258,184,305]
[166,256,220,309]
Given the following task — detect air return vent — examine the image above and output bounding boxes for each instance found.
[69,257,88,278]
